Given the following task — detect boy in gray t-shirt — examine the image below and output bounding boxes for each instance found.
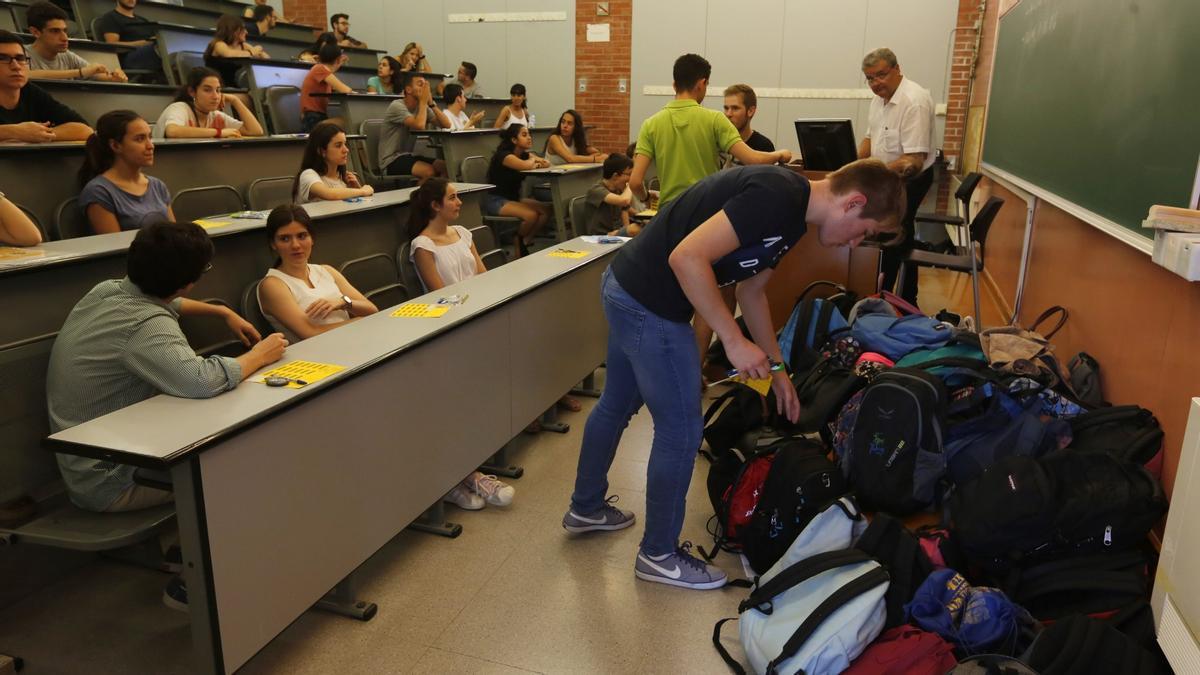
[26,1,128,82]
[582,154,641,237]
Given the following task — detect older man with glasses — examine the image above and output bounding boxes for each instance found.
[858,47,936,305]
[0,30,91,142]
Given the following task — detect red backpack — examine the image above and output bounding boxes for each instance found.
[844,625,958,675]
[705,448,776,557]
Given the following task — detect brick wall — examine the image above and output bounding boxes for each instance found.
[573,1,631,154]
[937,0,987,209]
[282,0,327,34]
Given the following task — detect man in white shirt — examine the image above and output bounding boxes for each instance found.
[440,83,484,130]
[858,47,936,304]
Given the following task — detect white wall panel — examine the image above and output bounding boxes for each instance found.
[780,0,870,90]
[504,0,574,123]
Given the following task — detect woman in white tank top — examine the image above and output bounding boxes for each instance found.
[256,205,379,343]
[493,82,533,129]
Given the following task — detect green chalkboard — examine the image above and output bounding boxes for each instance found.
[983,0,1200,244]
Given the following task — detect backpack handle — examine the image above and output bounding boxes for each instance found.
[795,280,849,306]
[1029,306,1068,339]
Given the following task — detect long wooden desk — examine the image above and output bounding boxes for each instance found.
[33,78,248,126]
[522,163,603,242]
[0,185,489,347]
[46,233,616,674]
[0,135,355,231]
[243,58,373,94]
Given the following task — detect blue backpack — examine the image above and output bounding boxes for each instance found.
[777,281,854,375]
[943,383,1071,486]
[850,314,954,361]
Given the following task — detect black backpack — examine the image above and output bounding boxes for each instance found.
[949,451,1167,571]
[788,355,868,443]
[741,438,848,574]
[1002,548,1149,621]
[1067,405,1164,467]
[854,513,935,629]
[702,383,768,460]
[1022,613,1170,675]
[839,368,948,515]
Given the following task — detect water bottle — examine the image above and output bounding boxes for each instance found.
[528,113,536,127]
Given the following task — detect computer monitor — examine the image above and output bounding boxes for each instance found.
[794,119,857,171]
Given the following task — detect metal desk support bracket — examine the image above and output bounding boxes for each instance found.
[406,502,462,538]
[480,441,524,479]
[315,571,377,622]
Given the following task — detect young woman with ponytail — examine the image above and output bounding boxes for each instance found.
[405,178,485,293]
[78,110,174,235]
[484,124,550,257]
[153,66,264,139]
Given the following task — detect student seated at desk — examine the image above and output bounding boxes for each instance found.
[440,83,484,130]
[26,1,127,82]
[79,110,173,234]
[47,221,286,610]
[0,190,42,245]
[292,122,373,203]
[154,66,264,139]
[204,14,270,88]
[397,42,431,73]
[257,204,377,342]
[582,154,641,237]
[379,71,449,182]
[243,4,276,38]
[0,31,93,143]
[405,178,516,508]
[300,42,353,133]
[485,124,551,257]
[493,83,531,129]
[297,32,336,63]
[367,56,400,95]
[245,0,286,23]
[94,0,161,75]
[545,109,605,165]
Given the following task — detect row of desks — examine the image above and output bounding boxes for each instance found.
[69,0,330,49]
[17,188,615,673]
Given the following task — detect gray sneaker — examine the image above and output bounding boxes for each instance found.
[562,495,635,533]
[634,542,728,590]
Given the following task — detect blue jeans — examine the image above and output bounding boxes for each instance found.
[571,268,703,556]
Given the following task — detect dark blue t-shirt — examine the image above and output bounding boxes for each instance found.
[611,165,810,322]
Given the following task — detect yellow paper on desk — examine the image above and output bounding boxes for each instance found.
[253,360,345,388]
[193,218,233,230]
[0,246,45,261]
[390,303,450,318]
[547,248,590,259]
[738,376,773,397]
[634,209,657,219]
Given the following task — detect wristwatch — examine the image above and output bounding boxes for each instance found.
[341,294,353,311]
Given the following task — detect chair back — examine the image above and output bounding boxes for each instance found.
[171,185,245,223]
[0,332,59,504]
[13,201,47,241]
[365,283,408,310]
[88,17,103,41]
[241,279,273,338]
[480,248,506,270]
[173,51,206,86]
[569,195,589,236]
[263,85,302,135]
[968,196,1004,249]
[467,224,497,253]
[395,242,426,296]
[178,298,246,358]
[337,253,399,294]
[460,155,488,184]
[52,197,90,240]
[358,119,386,174]
[955,172,984,223]
[247,177,295,210]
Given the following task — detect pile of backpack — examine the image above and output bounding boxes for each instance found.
[703,283,1173,674]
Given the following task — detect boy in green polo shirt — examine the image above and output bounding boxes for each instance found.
[630,54,791,207]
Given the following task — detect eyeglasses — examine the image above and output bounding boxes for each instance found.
[864,67,893,83]
[0,54,31,66]
[202,262,213,274]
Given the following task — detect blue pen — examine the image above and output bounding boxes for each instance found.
[724,360,785,379]
[596,237,624,244]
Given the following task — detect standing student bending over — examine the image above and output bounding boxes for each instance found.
[79,110,173,234]
[154,66,263,139]
[545,109,605,165]
[562,160,905,590]
[0,30,92,143]
[0,191,42,245]
[204,14,269,87]
[484,124,551,257]
[292,122,373,203]
[300,42,352,132]
[257,204,377,342]
[406,178,515,509]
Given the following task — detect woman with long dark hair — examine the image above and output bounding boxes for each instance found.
[544,109,605,165]
[257,204,377,342]
[154,66,264,139]
[484,124,551,257]
[291,123,374,203]
[493,83,531,129]
[78,110,174,235]
[204,14,269,86]
[367,56,400,94]
[405,178,486,291]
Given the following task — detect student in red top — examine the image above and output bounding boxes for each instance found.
[153,66,264,139]
[300,42,352,133]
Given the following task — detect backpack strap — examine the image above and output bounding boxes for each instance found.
[1017,570,1146,608]
[763,565,890,675]
[740,548,875,613]
[813,299,837,349]
[712,616,749,675]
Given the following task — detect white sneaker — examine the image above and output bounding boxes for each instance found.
[471,473,515,507]
[444,484,485,510]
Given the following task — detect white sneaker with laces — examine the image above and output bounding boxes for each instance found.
[444,483,485,510]
[471,473,515,507]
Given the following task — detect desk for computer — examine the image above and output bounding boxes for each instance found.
[46,235,616,674]
[521,163,603,242]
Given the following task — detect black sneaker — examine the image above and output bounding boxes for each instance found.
[162,575,188,613]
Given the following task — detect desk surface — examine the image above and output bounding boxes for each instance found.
[0,181,469,277]
[48,236,618,467]
[521,163,603,176]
